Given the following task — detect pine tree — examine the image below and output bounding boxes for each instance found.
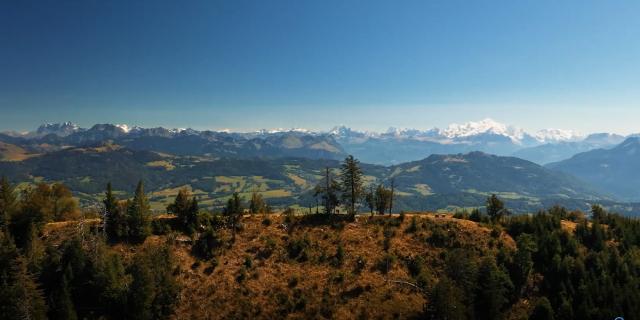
[314,168,340,214]
[374,184,391,215]
[474,258,513,320]
[0,176,17,231]
[128,243,179,319]
[104,183,126,242]
[513,234,537,294]
[249,191,266,214]
[127,181,151,243]
[340,155,364,217]
[486,194,508,222]
[224,192,243,243]
[388,178,395,214]
[530,297,554,320]
[167,188,199,235]
[364,185,375,216]
[426,276,466,320]
[0,230,47,320]
[590,204,606,223]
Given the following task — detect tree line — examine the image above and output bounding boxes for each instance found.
[0,177,179,320]
[313,155,396,216]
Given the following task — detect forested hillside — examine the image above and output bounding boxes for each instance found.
[1,146,626,214]
[1,176,639,319]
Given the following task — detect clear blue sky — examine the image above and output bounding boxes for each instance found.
[1,0,639,134]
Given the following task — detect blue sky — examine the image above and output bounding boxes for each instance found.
[1,0,640,134]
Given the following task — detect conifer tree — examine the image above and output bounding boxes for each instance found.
[529,297,554,320]
[128,243,179,319]
[474,258,513,320]
[0,176,17,231]
[104,183,126,242]
[426,276,466,320]
[314,167,340,214]
[249,191,266,214]
[374,184,392,215]
[364,185,375,216]
[340,155,364,217]
[167,188,199,235]
[486,194,508,222]
[0,230,47,320]
[224,192,243,242]
[388,178,395,214]
[127,181,151,243]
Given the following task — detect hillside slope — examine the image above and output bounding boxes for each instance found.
[547,137,640,201]
[44,214,516,319]
[0,147,611,213]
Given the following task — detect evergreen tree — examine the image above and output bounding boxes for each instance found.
[486,194,508,222]
[0,231,47,320]
[590,204,606,223]
[340,155,364,216]
[104,183,126,242]
[128,243,179,319]
[167,188,199,235]
[224,192,243,242]
[474,258,513,320]
[529,297,554,320]
[193,227,222,260]
[127,181,152,243]
[374,184,392,215]
[426,276,466,320]
[0,176,17,231]
[388,178,395,214]
[314,167,340,214]
[249,191,266,214]
[364,185,375,216]
[513,233,537,294]
[6,256,48,320]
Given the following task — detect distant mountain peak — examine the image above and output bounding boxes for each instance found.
[615,137,640,149]
[440,118,526,142]
[534,128,582,143]
[35,122,81,137]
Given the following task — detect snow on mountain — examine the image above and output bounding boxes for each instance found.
[328,119,584,145]
[440,118,527,142]
[35,122,82,137]
[115,124,133,133]
[534,128,582,143]
[22,120,607,148]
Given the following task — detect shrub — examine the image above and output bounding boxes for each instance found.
[353,256,367,274]
[405,216,418,233]
[376,254,397,274]
[332,243,345,267]
[192,227,222,260]
[427,227,450,248]
[287,236,311,262]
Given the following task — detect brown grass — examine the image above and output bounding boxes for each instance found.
[42,213,518,319]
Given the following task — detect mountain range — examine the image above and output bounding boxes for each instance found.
[1,119,631,165]
[2,120,640,213]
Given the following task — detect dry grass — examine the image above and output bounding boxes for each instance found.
[41,213,518,319]
[170,213,514,319]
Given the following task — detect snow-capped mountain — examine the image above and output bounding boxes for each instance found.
[329,119,583,145]
[34,122,82,137]
[534,128,582,143]
[440,118,529,143]
[5,120,630,166]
